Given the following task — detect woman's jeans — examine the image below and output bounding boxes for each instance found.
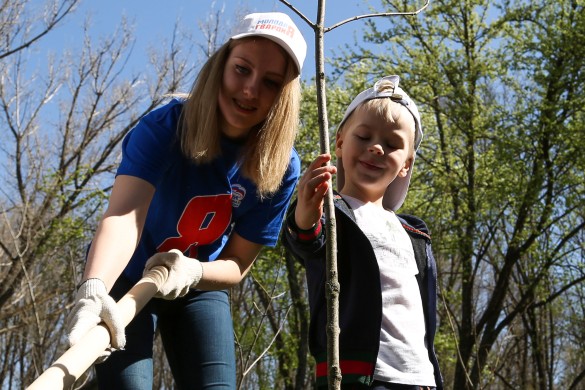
[95,275,236,389]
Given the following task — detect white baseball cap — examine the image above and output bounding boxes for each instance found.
[336,75,423,211]
[230,12,307,73]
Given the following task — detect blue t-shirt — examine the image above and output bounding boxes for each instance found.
[116,99,300,282]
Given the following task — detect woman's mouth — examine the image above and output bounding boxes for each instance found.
[234,99,255,112]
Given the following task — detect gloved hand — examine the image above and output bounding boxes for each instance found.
[66,278,126,351]
[144,249,203,300]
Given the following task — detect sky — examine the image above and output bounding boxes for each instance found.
[39,0,391,82]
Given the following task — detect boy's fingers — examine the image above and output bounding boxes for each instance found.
[315,180,329,196]
[305,172,330,194]
[305,166,336,181]
[309,154,331,168]
[298,155,336,200]
[299,169,332,191]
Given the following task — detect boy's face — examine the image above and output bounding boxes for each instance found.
[335,104,415,205]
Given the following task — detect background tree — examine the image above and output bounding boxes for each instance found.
[330,0,585,388]
[4,0,584,389]
[0,1,319,388]
[0,0,79,60]
[0,0,196,387]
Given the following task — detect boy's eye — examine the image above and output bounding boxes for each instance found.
[386,138,405,149]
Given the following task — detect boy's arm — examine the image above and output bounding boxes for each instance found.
[282,154,335,264]
[294,154,336,229]
[282,199,326,265]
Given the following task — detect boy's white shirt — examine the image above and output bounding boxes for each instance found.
[341,194,436,386]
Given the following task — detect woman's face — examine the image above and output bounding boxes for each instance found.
[218,38,288,139]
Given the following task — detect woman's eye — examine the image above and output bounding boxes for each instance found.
[235,65,249,74]
[265,79,282,90]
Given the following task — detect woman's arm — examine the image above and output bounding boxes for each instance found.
[196,232,263,290]
[82,175,155,291]
[143,231,263,299]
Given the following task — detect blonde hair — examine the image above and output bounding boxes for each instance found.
[179,38,301,197]
[338,80,416,156]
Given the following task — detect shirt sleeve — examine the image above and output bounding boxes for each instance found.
[233,149,301,247]
[116,99,183,186]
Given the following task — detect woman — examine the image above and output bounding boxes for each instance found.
[66,12,307,389]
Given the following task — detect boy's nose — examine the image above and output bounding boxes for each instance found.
[368,144,384,155]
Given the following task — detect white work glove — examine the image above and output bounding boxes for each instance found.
[144,249,203,300]
[66,278,126,351]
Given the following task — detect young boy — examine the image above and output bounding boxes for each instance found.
[283,75,443,389]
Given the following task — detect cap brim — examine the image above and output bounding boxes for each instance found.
[230,33,301,73]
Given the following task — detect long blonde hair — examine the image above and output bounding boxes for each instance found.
[180,38,301,197]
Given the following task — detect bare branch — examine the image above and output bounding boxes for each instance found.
[241,305,293,378]
[0,0,81,60]
[278,0,315,29]
[325,0,430,32]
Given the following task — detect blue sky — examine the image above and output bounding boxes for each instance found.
[39,0,388,82]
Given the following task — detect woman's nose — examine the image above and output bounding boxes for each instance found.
[243,79,258,99]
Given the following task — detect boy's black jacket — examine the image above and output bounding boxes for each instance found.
[283,193,443,389]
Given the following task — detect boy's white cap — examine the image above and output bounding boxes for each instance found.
[230,12,307,73]
[337,75,423,211]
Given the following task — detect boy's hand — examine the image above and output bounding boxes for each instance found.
[295,154,337,230]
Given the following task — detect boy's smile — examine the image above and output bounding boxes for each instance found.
[336,104,415,205]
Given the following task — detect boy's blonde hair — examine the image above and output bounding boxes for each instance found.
[352,96,417,157]
[179,38,301,197]
[335,75,423,211]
